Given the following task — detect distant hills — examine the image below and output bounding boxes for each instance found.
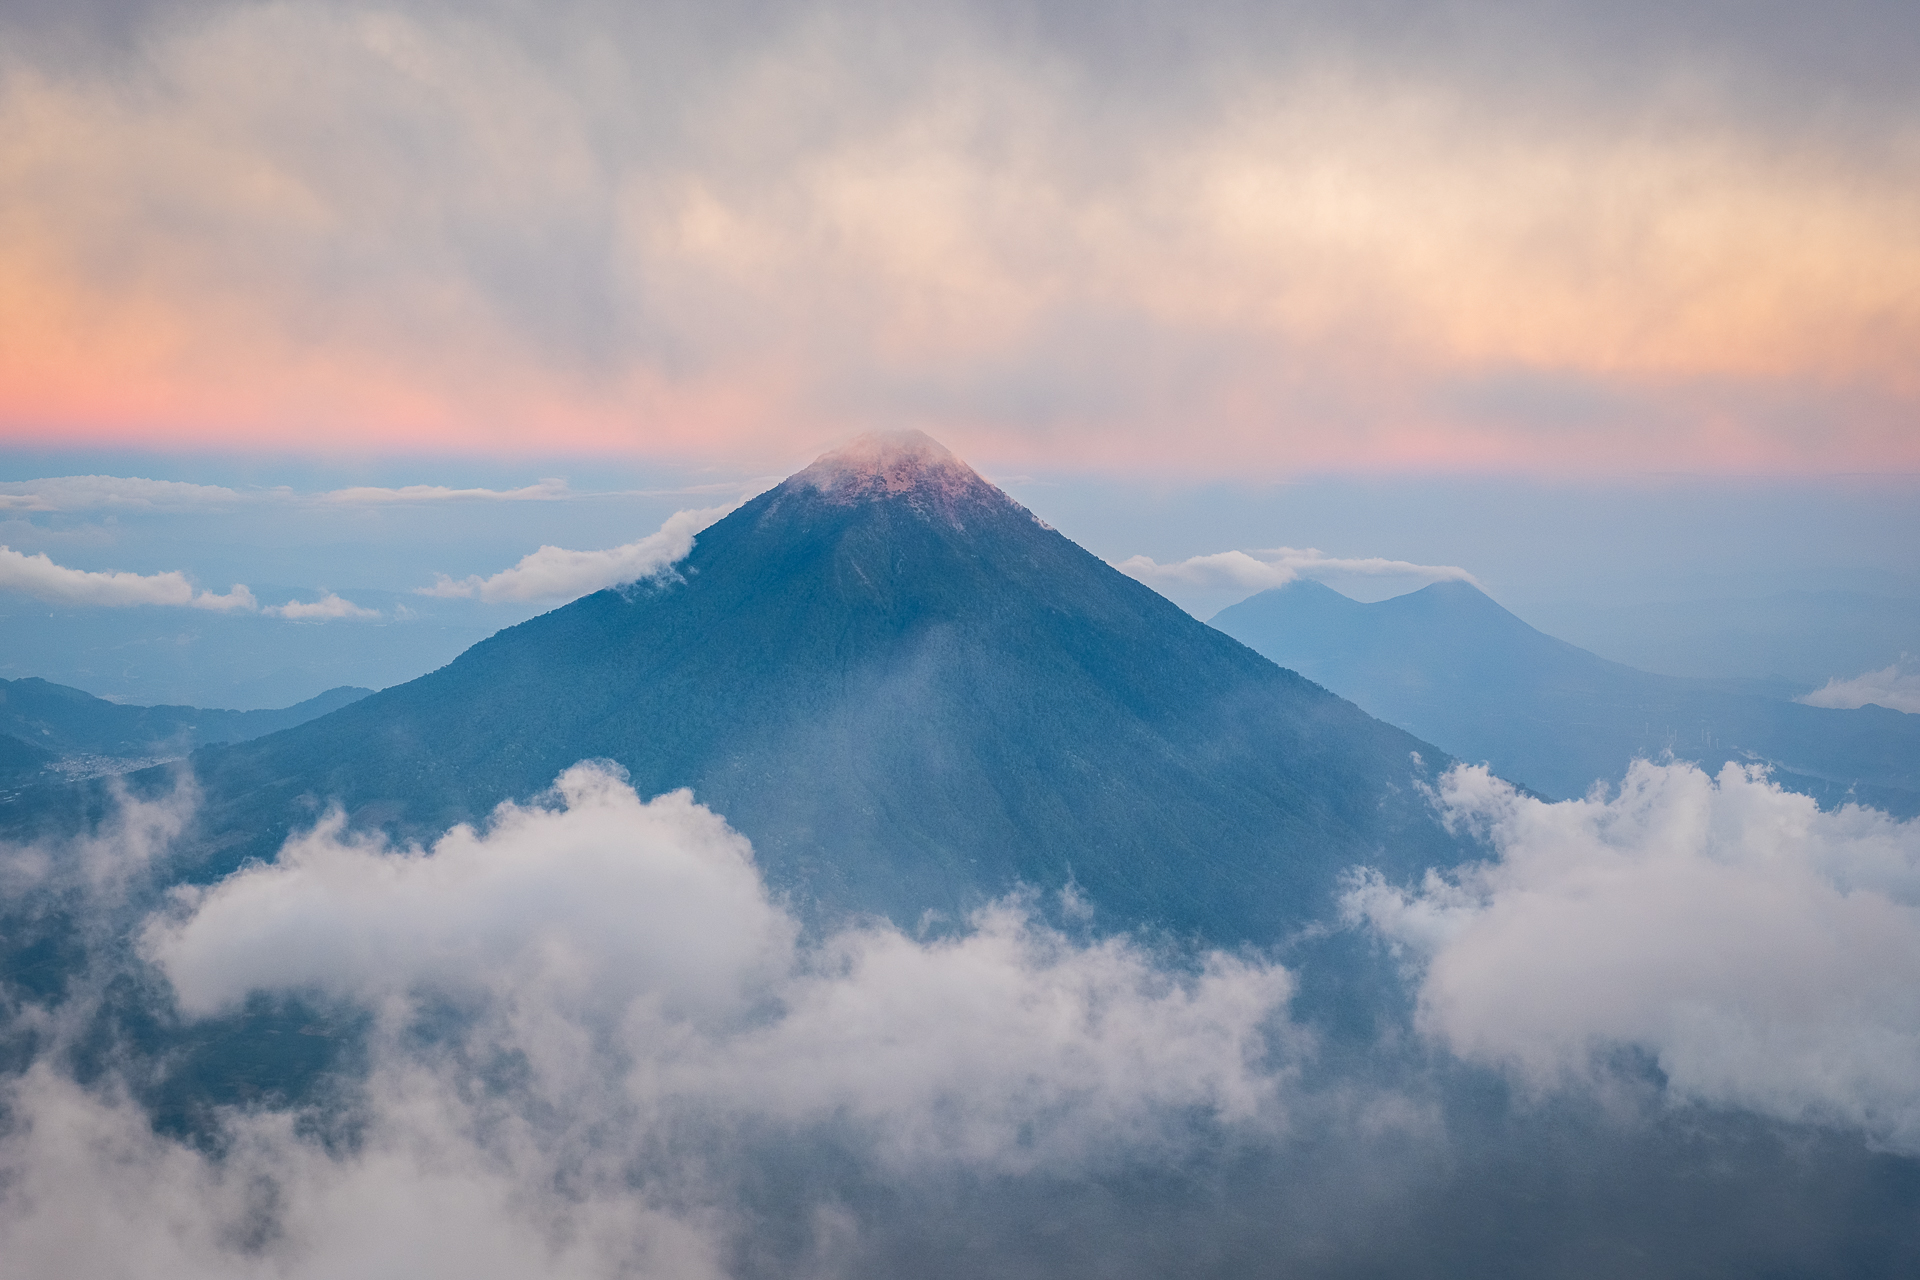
[1212,579,1920,814]
[0,679,371,785]
[64,432,1471,945]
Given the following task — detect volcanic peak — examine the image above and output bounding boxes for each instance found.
[790,430,1004,515]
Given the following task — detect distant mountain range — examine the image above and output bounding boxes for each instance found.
[1212,579,1920,814]
[0,679,370,787]
[13,433,1470,946]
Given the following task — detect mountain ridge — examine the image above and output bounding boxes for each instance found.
[0,678,373,767]
[1212,578,1920,812]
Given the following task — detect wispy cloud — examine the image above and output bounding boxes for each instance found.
[0,477,248,513]
[419,505,731,603]
[1800,660,1920,714]
[319,479,570,504]
[0,546,255,611]
[1114,547,1477,596]
[0,546,383,620]
[265,593,378,620]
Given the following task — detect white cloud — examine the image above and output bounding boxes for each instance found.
[0,546,257,612]
[419,505,732,603]
[1346,761,1920,1152]
[143,762,1295,1173]
[264,593,380,620]
[0,546,376,620]
[1800,660,1920,714]
[0,477,248,513]
[0,474,647,512]
[1113,548,1477,597]
[10,753,1917,1271]
[319,479,571,504]
[0,1066,726,1280]
[147,765,792,1024]
[0,761,1309,1275]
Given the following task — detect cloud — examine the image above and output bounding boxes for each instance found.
[0,476,249,513]
[0,544,374,620]
[0,761,1304,1276]
[1114,547,1477,595]
[0,545,256,611]
[3,2,1919,474]
[143,762,1294,1172]
[8,756,1920,1273]
[1346,760,1920,1152]
[0,1065,727,1280]
[1800,660,1920,714]
[264,592,379,620]
[319,479,570,504]
[419,505,731,602]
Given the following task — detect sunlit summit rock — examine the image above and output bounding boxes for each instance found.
[791,429,996,509]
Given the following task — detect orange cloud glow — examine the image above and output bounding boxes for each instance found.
[1,10,1916,476]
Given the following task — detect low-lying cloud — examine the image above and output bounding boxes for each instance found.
[1347,760,1920,1153]
[420,505,732,602]
[6,755,1920,1274]
[144,763,1294,1172]
[1801,660,1920,715]
[0,763,1302,1276]
[0,545,257,611]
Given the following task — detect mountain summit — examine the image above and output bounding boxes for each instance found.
[158,433,1464,942]
[789,429,1001,512]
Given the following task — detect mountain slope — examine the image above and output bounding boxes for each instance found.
[1212,579,1920,812]
[159,433,1463,943]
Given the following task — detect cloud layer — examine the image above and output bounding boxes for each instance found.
[420,505,730,601]
[7,754,1920,1273]
[2,0,1917,473]
[145,764,1294,1172]
[0,475,591,512]
[1348,761,1920,1152]
[0,762,1302,1276]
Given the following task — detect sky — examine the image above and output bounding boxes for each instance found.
[3,0,1918,704]
[2,0,1917,708]
[2,0,1918,476]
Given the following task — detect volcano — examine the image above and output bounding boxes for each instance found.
[1214,578,1920,813]
[159,432,1460,942]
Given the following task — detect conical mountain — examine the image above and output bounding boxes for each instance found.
[1214,577,1920,812]
[178,432,1463,942]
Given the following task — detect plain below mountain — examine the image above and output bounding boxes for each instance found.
[1212,579,1920,815]
[29,432,1473,946]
